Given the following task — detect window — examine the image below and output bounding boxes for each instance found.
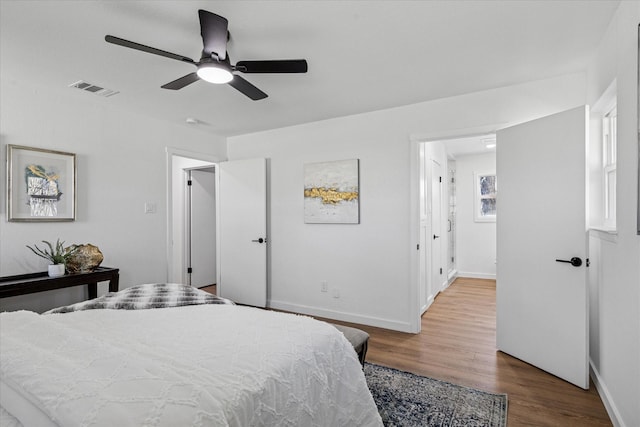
[603,105,617,228]
[591,80,617,231]
[475,172,496,222]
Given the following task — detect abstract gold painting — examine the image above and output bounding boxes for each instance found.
[304,159,359,224]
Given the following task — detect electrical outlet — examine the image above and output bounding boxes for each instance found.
[332,288,340,299]
[321,281,328,292]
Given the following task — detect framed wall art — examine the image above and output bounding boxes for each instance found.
[7,144,76,222]
[304,159,360,224]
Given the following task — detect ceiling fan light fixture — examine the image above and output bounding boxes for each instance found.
[106,10,307,99]
[197,62,233,84]
[482,137,497,149]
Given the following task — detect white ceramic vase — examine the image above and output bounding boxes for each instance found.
[48,264,65,277]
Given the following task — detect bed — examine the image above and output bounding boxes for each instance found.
[0,284,382,426]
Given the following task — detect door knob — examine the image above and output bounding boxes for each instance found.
[251,238,266,244]
[555,257,582,267]
[433,234,440,240]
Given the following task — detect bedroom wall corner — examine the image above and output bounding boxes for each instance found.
[0,78,227,313]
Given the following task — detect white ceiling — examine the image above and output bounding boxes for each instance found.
[1,0,619,142]
[443,134,497,159]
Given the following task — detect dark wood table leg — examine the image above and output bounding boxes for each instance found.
[108,274,119,293]
[87,282,97,299]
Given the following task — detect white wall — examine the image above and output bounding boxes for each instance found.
[228,73,585,332]
[585,2,640,426]
[453,152,496,279]
[0,80,226,312]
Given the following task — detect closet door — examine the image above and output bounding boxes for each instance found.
[217,158,267,307]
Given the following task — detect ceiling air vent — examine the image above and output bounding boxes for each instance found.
[69,80,119,97]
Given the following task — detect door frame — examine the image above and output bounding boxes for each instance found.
[418,143,430,315]
[165,147,222,284]
[409,124,503,333]
[185,166,217,287]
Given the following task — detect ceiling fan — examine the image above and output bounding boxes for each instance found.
[105,9,308,100]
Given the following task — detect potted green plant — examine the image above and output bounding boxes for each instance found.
[26,239,78,277]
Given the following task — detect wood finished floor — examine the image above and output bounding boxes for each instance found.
[202,278,612,426]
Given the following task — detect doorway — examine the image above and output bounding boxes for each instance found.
[166,151,269,307]
[166,148,219,284]
[186,167,216,288]
[414,134,497,322]
[412,108,589,388]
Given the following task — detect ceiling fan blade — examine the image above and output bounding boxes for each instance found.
[199,10,228,60]
[235,59,308,73]
[105,35,195,64]
[228,75,268,100]
[161,72,200,90]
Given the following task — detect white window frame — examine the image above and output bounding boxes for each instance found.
[603,105,617,229]
[474,171,497,223]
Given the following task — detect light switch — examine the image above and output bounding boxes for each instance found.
[144,202,157,214]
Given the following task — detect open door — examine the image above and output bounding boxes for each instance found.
[496,106,589,389]
[217,158,267,307]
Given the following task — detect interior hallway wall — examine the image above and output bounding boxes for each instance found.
[454,152,496,279]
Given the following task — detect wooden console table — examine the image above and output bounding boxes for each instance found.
[0,267,119,300]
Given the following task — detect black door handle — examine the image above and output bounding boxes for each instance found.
[433,234,440,240]
[555,257,582,267]
[251,238,266,244]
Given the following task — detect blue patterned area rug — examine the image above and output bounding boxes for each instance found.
[364,363,508,427]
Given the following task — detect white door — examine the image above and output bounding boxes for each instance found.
[189,168,216,288]
[431,159,444,293]
[496,106,588,389]
[217,158,267,307]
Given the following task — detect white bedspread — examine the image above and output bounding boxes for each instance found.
[0,305,382,426]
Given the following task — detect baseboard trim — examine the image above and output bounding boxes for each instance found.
[269,299,414,333]
[590,360,624,427]
[421,295,435,315]
[457,272,496,280]
[447,269,458,285]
